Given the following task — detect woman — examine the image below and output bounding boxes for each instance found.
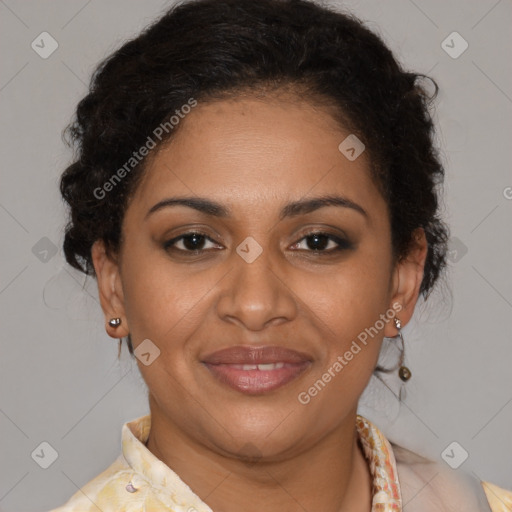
[51,0,511,510]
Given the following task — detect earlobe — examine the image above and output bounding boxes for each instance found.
[384,228,428,336]
[91,239,129,339]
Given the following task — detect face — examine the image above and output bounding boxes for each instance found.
[93,93,426,461]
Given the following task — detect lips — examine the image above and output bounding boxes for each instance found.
[202,346,312,395]
[202,345,312,365]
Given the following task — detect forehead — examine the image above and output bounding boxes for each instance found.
[128,95,384,217]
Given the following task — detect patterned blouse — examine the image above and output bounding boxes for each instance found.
[49,414,511,511]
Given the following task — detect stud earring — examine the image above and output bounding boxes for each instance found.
[108,317,121,328]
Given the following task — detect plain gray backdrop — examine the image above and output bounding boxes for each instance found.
[1,0,511,510]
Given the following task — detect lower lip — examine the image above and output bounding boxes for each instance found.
[203,362,312,395]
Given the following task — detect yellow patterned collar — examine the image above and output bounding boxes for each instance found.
[356,415,401,511]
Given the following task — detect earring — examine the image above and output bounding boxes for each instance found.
[108,317,121,328]
[394,317,411,401]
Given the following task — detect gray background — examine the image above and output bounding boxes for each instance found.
[0,0,511,510]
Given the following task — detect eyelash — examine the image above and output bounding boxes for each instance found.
[163,230,353,255]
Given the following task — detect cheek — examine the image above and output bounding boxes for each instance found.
[295,264,390,419]
[307,254,392,341]
[120,243,210,345]
[297,250,392,403]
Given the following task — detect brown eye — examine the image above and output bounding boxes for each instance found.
[163,232,221,253]
[291,232,353,253]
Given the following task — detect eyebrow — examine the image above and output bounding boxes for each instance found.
[144,194,368,221]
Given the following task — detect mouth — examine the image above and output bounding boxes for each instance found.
[201,345,313,395]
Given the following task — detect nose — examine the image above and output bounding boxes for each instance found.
[215,240,297,331]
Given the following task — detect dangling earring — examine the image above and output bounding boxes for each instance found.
[108,317,121,328]
[394,317,411,401]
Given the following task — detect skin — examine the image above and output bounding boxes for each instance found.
[92,92,427,512]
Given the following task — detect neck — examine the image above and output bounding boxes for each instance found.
[144,398,373,512]
[146,400,372,512]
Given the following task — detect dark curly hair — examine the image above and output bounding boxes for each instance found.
[60,0,449,357]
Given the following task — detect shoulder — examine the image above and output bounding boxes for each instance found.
[391,442,509,512]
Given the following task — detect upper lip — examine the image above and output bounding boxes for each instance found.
[202,345,312,365]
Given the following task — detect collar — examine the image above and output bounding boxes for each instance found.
[355,415,402,510]
[122,413,402,511]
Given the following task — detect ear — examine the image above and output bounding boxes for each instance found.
[383,227,428,337]
[91,239,129,339]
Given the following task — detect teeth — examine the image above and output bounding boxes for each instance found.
[257,363,285,370]
[231,363,286,370]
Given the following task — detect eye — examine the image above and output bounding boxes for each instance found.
[163,230,353,256]
[290,232,353,253]
[163,231,222,253]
